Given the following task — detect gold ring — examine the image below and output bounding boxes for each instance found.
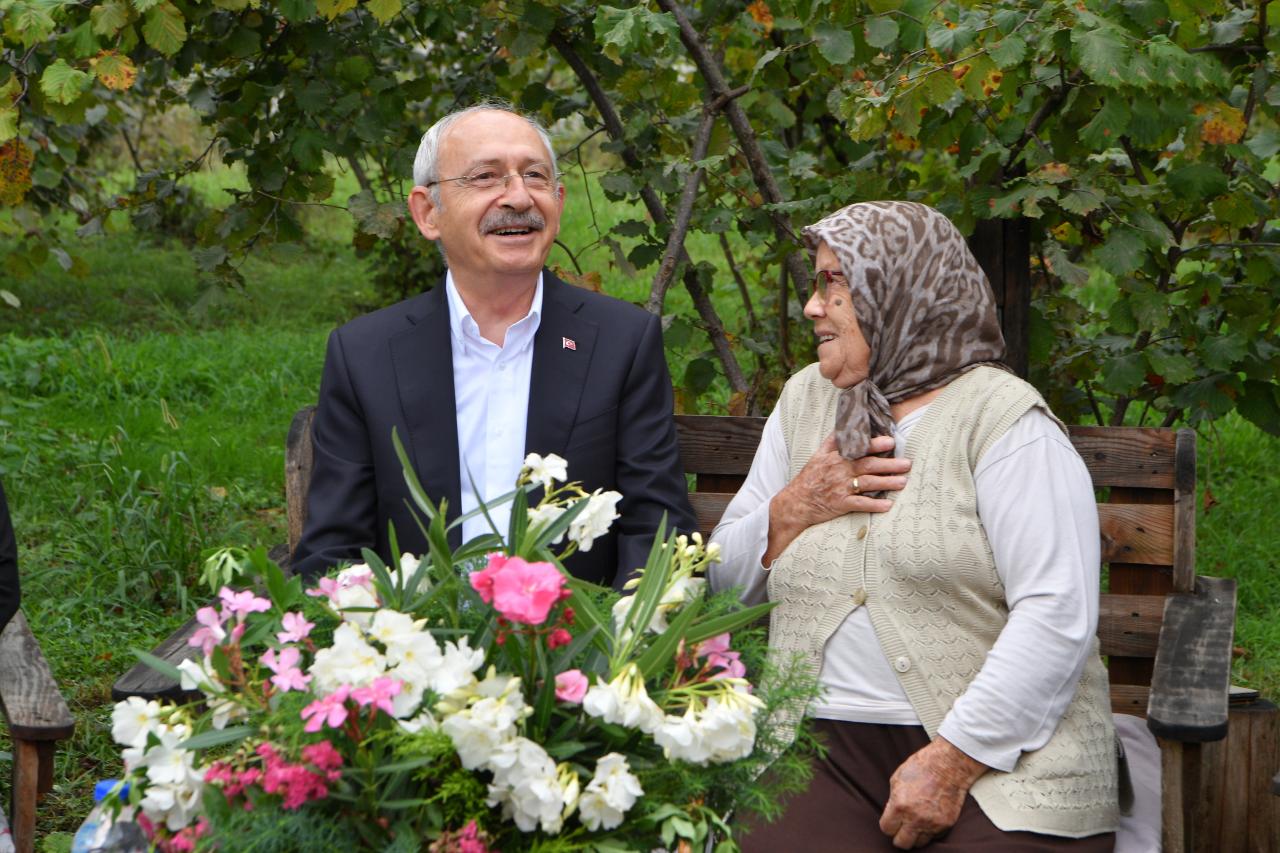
[851,476,861,494]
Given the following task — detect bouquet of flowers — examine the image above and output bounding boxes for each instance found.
[108,437,817,852]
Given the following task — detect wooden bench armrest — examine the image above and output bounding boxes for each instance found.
[1146,575,1236,743]
[0,610,74,742]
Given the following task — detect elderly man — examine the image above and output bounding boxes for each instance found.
[292,103,696,587]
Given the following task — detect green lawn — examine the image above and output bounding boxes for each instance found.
[1,168,1277,842]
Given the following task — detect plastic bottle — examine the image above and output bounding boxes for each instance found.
[71,780,149,853]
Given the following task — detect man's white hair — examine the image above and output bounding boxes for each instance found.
[411,101,558,202]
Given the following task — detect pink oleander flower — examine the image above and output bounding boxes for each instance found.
[350,676,403,716]
[547,628,572,649]
[306,577,341,601]
[301,740,344,777]
[300,686,352,733]
[468,553,507,604]
[696,632,747,679]
[276,611,315,643]
[262,647,312,693]
[487,556,566,625]
[219,587,272,620]
[257,743,332,810]
[188,606,227,656]
[555,669,589,704]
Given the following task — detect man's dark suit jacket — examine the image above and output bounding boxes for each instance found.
[292,271,696,588]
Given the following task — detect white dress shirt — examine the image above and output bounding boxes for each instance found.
[709,403,1101,772]
[446,272,542,545]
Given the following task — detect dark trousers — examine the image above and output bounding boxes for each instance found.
[739,720,1116,852]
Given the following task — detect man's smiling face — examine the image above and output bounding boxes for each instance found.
[414,110,565,286]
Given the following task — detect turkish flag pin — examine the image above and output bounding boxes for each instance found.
[562,337,577,351]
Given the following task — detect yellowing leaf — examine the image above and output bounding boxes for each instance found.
[315,0,356,20]
[39,59,93,106]
[91,51,137,91]
[90,0,132,36]
[365,0,401,24]
[0,106,17,144]
[142,2,186,55]
[132,0,162,12]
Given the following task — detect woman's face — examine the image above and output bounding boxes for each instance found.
[804,242,871,389]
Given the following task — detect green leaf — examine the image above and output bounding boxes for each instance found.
[315,0,356,19]
[132,0,162,12]
[1072,23,1130,87]
[864,16,898,50]
[683,357,717,397]
[682,601,775,646]
[179,725,256,752]
[925,20,976,54]
[1201,332,1248,371]
[1246,127,1280,160]
[1095,228,1146,275]
[1043,241,1090,286]
[142,2,186,55]
[1166,163,1228,202]
[9,1,57,46]
[363,0,400,22]
[1059,189,1102,216]
[1101,352,1146,395]
[39,60,92,106]
[0,289,20,309]
[91,0,132,34]
[278,0,315,20]
[0,106,17,144]
[1146,349,1197,385]
[290,128,327,171]
[814,23,855,65]
[988,35,1026,69]
[1079,98,1129,149]
[130,648,184,682]
[1237,380,1280,436]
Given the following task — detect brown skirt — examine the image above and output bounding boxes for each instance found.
[738,720,1116,852]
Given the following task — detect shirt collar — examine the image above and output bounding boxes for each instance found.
[445,270,544,350]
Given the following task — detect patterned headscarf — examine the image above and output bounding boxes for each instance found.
[801,201,1008,460]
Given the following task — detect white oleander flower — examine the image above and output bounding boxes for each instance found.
[486,737,565,833]
[111,696,165,749]
[526,504,567,544]
[430,637,486,695]
[568,490,621,552]
[439,676,528,769]
[332,582,379,628]
[698,695,758,762]
[578,752,644,831]
[387,552,431,594]
[309,622,386,693]
[367,609,422,647]
[654,706,711,765]
[132,725,204,831]
[582,664,662,734]
[522,452,569,490]
[175,655,221,696]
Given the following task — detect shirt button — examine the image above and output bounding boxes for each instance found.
[856,525,868,540]
[894,656,911,673]
[851,589,867,607]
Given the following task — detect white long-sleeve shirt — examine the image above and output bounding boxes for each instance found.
[446,272,543,544]
[709,403,1101,772]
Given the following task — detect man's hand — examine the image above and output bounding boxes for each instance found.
[764,433,909,564]
[879,737,989,849]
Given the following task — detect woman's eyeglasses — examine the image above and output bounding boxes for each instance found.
[810,269,850,302]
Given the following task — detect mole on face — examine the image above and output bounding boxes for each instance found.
[833,299,843,306]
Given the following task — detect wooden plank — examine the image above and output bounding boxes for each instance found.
[111,615,202,703]
[1111,684,1150,718]
[1066,426,1178,489]
[0,611,74,741]
[689,492,734,539]
[1107,479,1174,686]
[1098,594,1165,658]
[1099,504,1175,565]
[1200,700,1280,853]
[286,405,317,557]
[1148,577,1236,742]
[1173,428,1196,594]
[675,415,765,477]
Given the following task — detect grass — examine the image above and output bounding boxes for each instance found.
[0,161,1277,843]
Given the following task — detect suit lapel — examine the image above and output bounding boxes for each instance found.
[527,272,598,458]
[390,282,462,545]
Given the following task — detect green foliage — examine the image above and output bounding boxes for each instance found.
[2,0,1278,424]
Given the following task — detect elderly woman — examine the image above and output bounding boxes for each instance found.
[711,202,1119,851]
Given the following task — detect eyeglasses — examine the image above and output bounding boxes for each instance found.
[425,165,557,193]
[810,268,850,302]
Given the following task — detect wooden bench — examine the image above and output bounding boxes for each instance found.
[116,406,1237,852]
[0,611,75,853]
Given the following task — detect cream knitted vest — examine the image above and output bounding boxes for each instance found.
[768,364,1119,837]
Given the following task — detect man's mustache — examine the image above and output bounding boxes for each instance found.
[481,210,545,233]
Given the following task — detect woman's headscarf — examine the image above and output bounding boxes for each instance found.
[801,201,1008,460]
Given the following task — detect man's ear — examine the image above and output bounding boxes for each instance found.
[408,186,440,240]
[554,182,566,235]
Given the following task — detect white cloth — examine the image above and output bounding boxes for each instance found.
[710,403,1101,772]
[446,271,542,544]
[1113,714,1162,852]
